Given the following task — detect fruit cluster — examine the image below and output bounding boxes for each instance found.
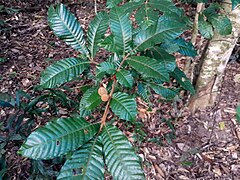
[98,87,109,102]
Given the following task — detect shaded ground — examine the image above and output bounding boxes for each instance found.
[140,63,240,179]
[0,1,240,179]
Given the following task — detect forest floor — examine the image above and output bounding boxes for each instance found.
[0,1,240,179]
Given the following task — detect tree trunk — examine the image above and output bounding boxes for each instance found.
[188,1,240,113]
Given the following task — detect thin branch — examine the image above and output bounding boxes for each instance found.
[94,0,97,15]
[100,76,117,131]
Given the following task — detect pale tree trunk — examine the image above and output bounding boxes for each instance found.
[188,1,240,113]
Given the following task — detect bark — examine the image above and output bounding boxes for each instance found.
[188,1,240,113]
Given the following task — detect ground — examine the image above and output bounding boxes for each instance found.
[0,1,240,179]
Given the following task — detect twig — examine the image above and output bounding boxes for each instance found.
[94,0,97,15]
[184,3,204,75]
[100,76,117,130]
[99,51,132,130]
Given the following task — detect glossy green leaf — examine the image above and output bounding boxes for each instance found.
[87,12,109,58]
[110,92,137,121]
[198,15,214,39]
[236,105,240,123]
[40,58,90,88]
[137,83,150,102]
[107,0,122,8]
[232,0,240,9]
[135,4,159,26]
[127,56,169,82]
[58,138,104,180]
[147,47,176,72]
[99,35,117,53]
[120,0,144,14]
[110,7,132,55]
[149,83,177,100]
[18,117,100,159]
[101,125,145,180]
[171,67,195,94]
[135,16,186,51]
[174,38,197,57]
[160,41,180,54]
[209,15,232,35]
[79,87,102,111]
[96,62,116,79]
[116,70,134,88]
[149,0,183,18]
[48,4,89,55]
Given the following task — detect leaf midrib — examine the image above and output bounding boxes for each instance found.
[111,94,133,120]
[127,57,162,78]
[55,5,88,54]
[24,122,99,152]
[104,126,136,178]
[135,26,183,50]
[42,60,90,86]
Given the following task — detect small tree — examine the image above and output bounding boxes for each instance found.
[18,1,200,179]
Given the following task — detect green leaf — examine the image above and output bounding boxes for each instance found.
[149,83,177,100]
[170,67,195,94]
[110,7,132,55]
[147,47,176,72]
[18,117,100,159]
[137,83,150,102]
[79,87,102,111]
[40,58,90,88]
[198,15,214,39]
[120,0,144,14]
[48,4,89,55]
[110,92,137,121]
[232,0,240,9]
[116,70,134,88]
[58,138,104,180]
[96,62,116,79]
[209,15,232,35]
[173,38,197,57]
[127,56,169,82]
[236,105,240,123]
[107,0,122,8]
[149,0,183,18]
[135,16,186,51]
[99,35,117,53]
[160,41,180,54]
[101,125,145,180]
[87,12,109,58]
[135,4,159,26]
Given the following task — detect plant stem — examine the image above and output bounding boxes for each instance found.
[100,76,117,131]
[100,51,132,130]
[117,53,130,71]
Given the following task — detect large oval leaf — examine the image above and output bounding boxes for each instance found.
[87,12,109,58]
[79,87,102,111]
[58,138,104,180]
[209,14,232,36]
[170,67,195,95]
[135,16,186,51]
[173,38,197,57]
[198,15,214,40]
[110,7,132,55]
[127,56,169,82]
[18,117,100,159]
[40,58,90,88]
[149,83,177,100]
[116,70,134,88]
[48,4,89,55]
[101,125,145,180]
[147,47,176,72]
[110,92,137,121]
